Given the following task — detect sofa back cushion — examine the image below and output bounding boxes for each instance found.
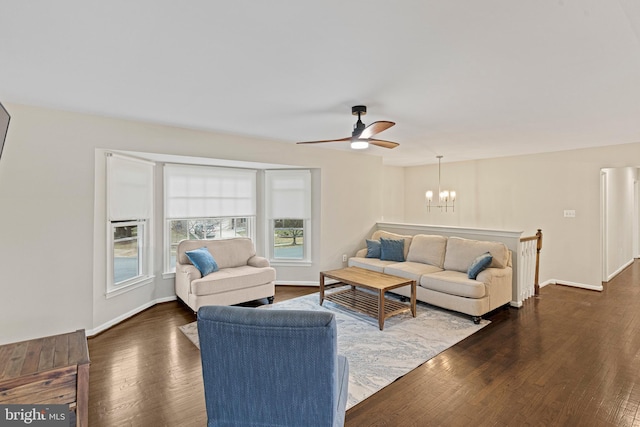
[443,237,509,273]
[370,230,413,259]
[178,238,256,269]
[406,234,448,268]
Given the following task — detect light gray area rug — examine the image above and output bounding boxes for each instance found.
[179,289,489,409]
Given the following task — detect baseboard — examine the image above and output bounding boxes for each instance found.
[275,281,318,286]
[552,279,604,292]
[87,295,177,337]
[607,259,634,282]
[509,279,604,308]
[539,279,554,288]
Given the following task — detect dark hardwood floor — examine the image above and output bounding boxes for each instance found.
[88,263,640,426]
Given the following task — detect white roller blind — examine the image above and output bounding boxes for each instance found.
[265,170,311,219]
[107,154,154,221]
[164,164,256,218]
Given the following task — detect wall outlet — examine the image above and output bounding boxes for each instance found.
[564,209,576,218]
[342,254,347,262]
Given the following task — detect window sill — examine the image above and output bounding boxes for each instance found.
[269,260,312,267]
[106,275,154,299]
[162,271,176,280]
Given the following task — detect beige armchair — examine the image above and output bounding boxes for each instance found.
[175,238,276,311]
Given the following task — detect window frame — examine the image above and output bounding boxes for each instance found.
[107,219,152,297]
[269,217,310,263]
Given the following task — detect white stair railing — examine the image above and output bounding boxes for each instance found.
[518,229,543,302]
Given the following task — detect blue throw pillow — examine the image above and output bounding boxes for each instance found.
[468,252,493,279]
[185,246,219,276]
[365,239,381,258]
[380,237,405,262]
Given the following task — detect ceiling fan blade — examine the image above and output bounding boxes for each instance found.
[358,121,395,139]
[369,138,399,149]
[296,136,351,145]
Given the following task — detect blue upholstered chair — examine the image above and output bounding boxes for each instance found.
[197,305,349,427]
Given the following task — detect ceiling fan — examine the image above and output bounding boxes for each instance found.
[296,105,399,150]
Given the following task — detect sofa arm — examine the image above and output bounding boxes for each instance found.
[477,266,513,309]
[177,263,202,280]
[248,256,270,268]
[355,248,367,258]
[476,267,510,284]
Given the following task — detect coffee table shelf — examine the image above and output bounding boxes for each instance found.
[325,288,411,320]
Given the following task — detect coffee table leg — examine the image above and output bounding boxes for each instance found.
[411,280,417,317]
[378,290,385,330]
[319,273,325,305]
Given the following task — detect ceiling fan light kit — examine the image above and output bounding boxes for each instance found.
[350,139,369,150]
[426,155,456,213]
[296,105,399,150]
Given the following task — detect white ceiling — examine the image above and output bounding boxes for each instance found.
[1,1,640,166]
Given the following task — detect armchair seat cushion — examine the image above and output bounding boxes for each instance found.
[191,265,276,296]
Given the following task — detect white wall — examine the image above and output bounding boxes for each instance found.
[403,144,640,290]
[602,167,636,280]
[0,105,95,344]
[0,103,392,343]
[382,165,405,222]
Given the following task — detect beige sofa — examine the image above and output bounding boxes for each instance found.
[348,230,512,323]
[175,238,276,312]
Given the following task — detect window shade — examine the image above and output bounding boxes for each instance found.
[107,154,154,221]
[265,170,311,219]
[164,164,256,218]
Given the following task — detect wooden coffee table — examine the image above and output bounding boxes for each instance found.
[320,266,416,330]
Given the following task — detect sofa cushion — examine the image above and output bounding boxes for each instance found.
[380,237,405,262]
[191,266,276,296]
[348,257,397,273]
[468,252,492,279]
[420,271,486,299]
[443,237,509,273]
[406,234,447,268]
[383,261,443,282]
[365,239,381,258]
[185,247,219,276]
[369,230,413,259]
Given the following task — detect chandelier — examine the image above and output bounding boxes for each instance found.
[425,155,456,212]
